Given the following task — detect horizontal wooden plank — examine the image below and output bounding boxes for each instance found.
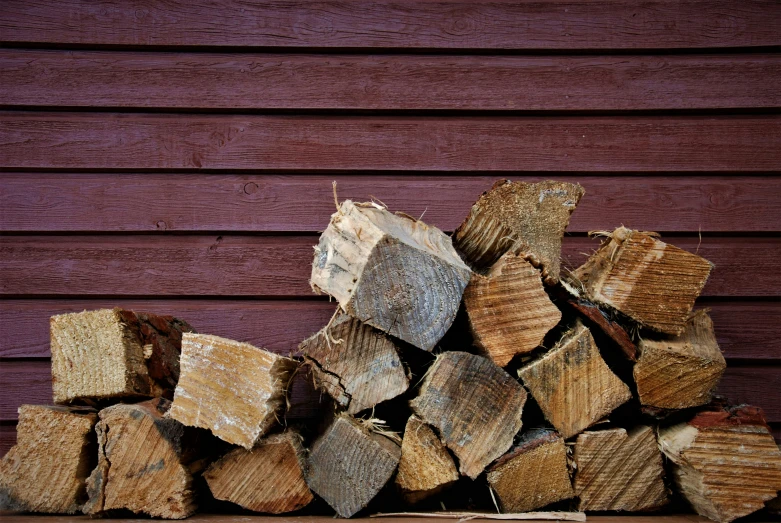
[1,113,779,172]
[0,235,777,297]
[1,1,779,50]
[2,51,780,111]
[3,174,781,233]
[0,424,15,457]
[0,299,777,361]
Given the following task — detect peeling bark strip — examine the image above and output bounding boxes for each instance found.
[658,405,781,523]
[464,254,561,366]
[310,200,471,351]
[395,415,458,504]
[50,308,194,403]
[518,321,631,439]
[204,431,313,514]
[573,426,669,512]
[410,352,527,479]
[0,405,96,514]
[84,398,202,519]
[168,333,296,449]
[300,313,409,414]
[305,415,401,518]
[453,179,584,283]
[566,298,637,361]
[571,227,713,335]
[634,309,726,409]
[487,429,574,513]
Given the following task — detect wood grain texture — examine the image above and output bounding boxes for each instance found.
[1,1,779,49]
[2,113,780,172]
[3,50,781,111]
[1,235,777,297]
[395,415,458,504]
[4,174,781,234]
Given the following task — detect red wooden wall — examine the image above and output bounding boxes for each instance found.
[1,1,780,454]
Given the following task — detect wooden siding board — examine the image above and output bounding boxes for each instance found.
[1,113,780,172]
[1,1,779,50]
[2,51,781,111]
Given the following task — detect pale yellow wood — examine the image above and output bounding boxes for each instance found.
[395,415,458,504]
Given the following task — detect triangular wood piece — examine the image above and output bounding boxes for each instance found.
[395,415,458,504]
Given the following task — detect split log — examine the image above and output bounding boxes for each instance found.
[168,333,297,449]
[84,398,209,519]
[573,425,669,512]
[570,227,713,335]
[517,321,631,438]
[634,310,726,409]
[463,254,562,366]
[203,431,313,514]
[50,308,194,403]
[658,405,781,523]
[300,313,409,414]
[410,351,527,479]
[486,429,573,512]
[395,415,459,504]
[566,298,637,361]
[453,179,584,283]
[310,199,471,351]
[305,414,401,518]
[0,405,97,513]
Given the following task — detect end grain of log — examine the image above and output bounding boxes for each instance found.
[463,254,561,366]
[658,405,781,523]
[395,415,458,504]
[518,321,631,439]
[486,429,573,512]
[410,352,527,479]
[634,309,726,409]
[300,313,409,414]
[310,200,471,351]
[305,414,401,518]
[0,405,97,513]
[453,179,584,283]
[204,431,313,514]
[168,333,297,449]
[50,308,194,403]
[573,426,669,512]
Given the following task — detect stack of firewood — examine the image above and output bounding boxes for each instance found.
[1,180,780,522]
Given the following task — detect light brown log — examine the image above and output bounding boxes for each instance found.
[50,308,194,403]
[300,312,409,414]
[573,425,669,512]
[453,179,584,283]
[634,310,726,409]
[658,405,781,523]
[305,414,401,518]
[84,398,206,519]
[486,429,573,512]
[410,351,527,479]
[167,333,297,449]
[517,321,631,438]
[310,200,471,351]
[0,405,96,513]
[203,431,313,514]
[395,415,458,504]
[463,254,561,366]
[571,227,713,335]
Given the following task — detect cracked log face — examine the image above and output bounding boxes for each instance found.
[395,415,458,504]
[50,308,194,403]
[573,425,669,511]
[168,333,297,449]
[305,415,401,518]
[0,405,97,514]
[571,227,713,335]
[300,313,409,414]
[634,310,726,409]
[518,321,631,439]
[410,351,527,479]
[453,179,584,284]
[310,200,471,351]
[464,253,562,366]
[658,405,781,523]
